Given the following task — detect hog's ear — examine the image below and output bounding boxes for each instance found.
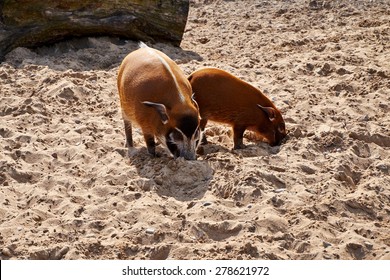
[257,104,276,121]
[143,101,169,124]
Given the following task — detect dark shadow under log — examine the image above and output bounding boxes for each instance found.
[0,0,189,61]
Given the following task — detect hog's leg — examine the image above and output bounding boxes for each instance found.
[124,119,133,148]
[233,126,246,149]
[200,117,209,145]
[144,133,157,156]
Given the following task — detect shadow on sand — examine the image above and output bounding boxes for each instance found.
[121,146,213,202]
[4,36,203,72]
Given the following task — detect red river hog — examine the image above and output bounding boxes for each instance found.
[117,43,201,160]
[188,67,287,149]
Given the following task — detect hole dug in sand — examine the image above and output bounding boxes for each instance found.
[194,221,243,242]
[131,156,214,201]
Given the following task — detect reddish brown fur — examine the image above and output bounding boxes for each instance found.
[188,67,286,148]
[117,45,200,159]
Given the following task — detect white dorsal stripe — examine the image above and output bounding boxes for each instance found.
[139,42,185,103]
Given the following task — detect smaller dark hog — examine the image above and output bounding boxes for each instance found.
[188,67,287,149]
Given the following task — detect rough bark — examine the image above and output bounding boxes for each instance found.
[0,0,189,60]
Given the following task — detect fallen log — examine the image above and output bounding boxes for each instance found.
[0,0,189,60]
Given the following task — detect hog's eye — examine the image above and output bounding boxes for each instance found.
[278,123,286,133]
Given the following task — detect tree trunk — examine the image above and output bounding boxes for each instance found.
[0,0,189,60]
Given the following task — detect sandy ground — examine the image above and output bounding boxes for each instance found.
[0,0,389,260]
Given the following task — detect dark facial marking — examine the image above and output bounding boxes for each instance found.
[176,115,198,138]
[274,122,287,145]
[278,122,286,133]
[166,134,180,158]
[171,129,184,141]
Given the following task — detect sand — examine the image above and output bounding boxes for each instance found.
[0,0,389,260]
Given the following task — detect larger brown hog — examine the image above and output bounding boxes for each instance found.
[117,43,201,160]
[188,67,287,149]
